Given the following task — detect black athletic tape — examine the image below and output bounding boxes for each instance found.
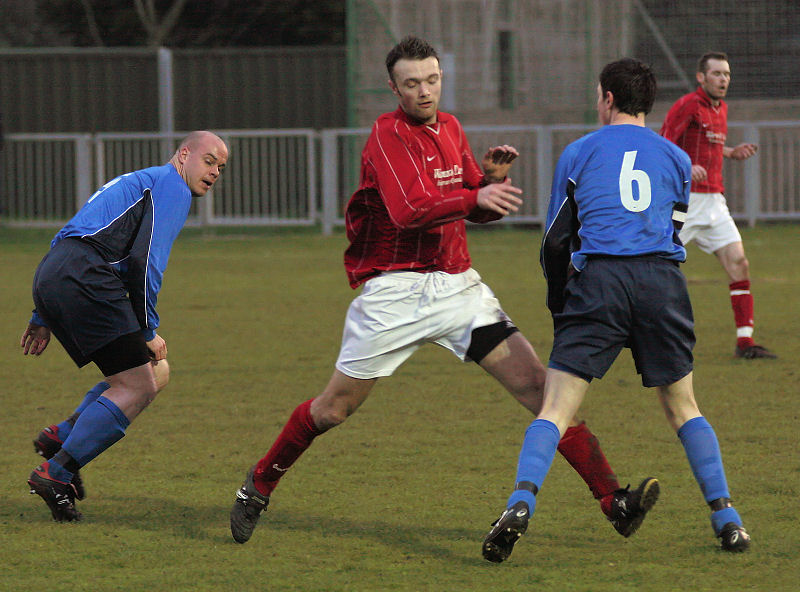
[515,481,539,496]
[708,497,732,511]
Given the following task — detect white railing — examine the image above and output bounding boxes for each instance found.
[4,122,800,233]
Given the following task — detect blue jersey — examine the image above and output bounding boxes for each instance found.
[34,164,192,340]
[541,124,691,313]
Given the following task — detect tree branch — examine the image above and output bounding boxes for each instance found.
[78,0,105,46]
[152,0,191,46]
[133,0,155,38]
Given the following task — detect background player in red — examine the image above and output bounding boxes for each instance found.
[661,52,775,359]
[229,35,655,545]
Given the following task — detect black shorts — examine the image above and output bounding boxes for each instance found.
[548,256,695,387]
[32,238,150,373]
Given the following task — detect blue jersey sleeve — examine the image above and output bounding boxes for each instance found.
[133,168,192,340]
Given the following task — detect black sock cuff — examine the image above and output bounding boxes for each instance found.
[515,481,539,496]
[709,497,732,511]
[52,449,81,472]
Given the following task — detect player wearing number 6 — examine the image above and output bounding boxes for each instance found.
[482,58,749,563]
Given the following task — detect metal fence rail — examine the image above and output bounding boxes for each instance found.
[2,130,318,228]
[3,122,800,233]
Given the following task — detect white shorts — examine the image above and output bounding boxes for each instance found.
[335,268,511,379]
[678,192,742,254]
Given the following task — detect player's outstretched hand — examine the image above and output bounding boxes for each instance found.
[146,334,168,361]
[476,178,523,217]
[729,142,758,160]
[21,323,51,356]
[691,164,708,183]
[482,145,519,183]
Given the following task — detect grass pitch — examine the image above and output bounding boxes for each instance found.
[1,224,797,591]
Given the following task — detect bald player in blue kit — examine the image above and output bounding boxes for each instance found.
[482,59,749,563]
[21,131,228,522]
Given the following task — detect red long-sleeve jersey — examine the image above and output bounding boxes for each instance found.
[344,107,499,288]
[660,87,728,193]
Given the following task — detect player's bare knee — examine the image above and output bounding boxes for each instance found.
[476,328,545,404]
[139,366,159,403]
[152,358,170,392]
[322,410,349,431]
[522,364,546,394]
[511,381,545,414]
[310,397,350,431]
[115,380,159,421]
[313,408,348,432]
[502,364,544,398]
[141,380,159,406]
[312,372,375,431]
[737,256,750,278]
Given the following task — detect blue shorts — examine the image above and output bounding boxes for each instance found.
[549,256,695,387]
[32,238,147,370]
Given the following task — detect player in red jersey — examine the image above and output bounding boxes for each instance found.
[229,36,656,545]
[661,52,775,359]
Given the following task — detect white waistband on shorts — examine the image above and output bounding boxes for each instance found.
[370,268,481,295]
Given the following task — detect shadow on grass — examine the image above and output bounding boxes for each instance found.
[10,494,483,565]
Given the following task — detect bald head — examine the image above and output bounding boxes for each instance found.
[169,131,228,197]
[177,130,223,153]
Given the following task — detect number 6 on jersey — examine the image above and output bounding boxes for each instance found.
[619,150,651,212]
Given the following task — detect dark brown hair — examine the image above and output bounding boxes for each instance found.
[599,58,657,116]
[697,51,729,73]
[386,36,439,81]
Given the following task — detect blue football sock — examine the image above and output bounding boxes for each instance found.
[44,459,74,483]
[678,416,731,503]
[61,396,130,467]
[56,382,110,441]
[507,419,561,511]
[711,507,743,534]
[75,382,111,415]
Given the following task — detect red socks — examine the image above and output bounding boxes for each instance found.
[252,403,623,515]
[730,280,755,349]
[557,422,620,514]
[253,399,321,496]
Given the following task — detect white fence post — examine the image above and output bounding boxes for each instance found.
[74,135,93,209]
[743,124,760,228]
[321,130,339,235]
[158,48,174,136]
[200,190,214,227]
[94,135,106,193]
[307,131,318,230]
[536,126,552,224]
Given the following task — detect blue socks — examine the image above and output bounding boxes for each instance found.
[59,396,130,468]
[499,415,742,537]
[45,459,75,483]
[678,416,742,533]
[507,419,561,511]
[678,416,730,502]
[55,382,110,441]
[711,506,743,535]
[75,382,111,415]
